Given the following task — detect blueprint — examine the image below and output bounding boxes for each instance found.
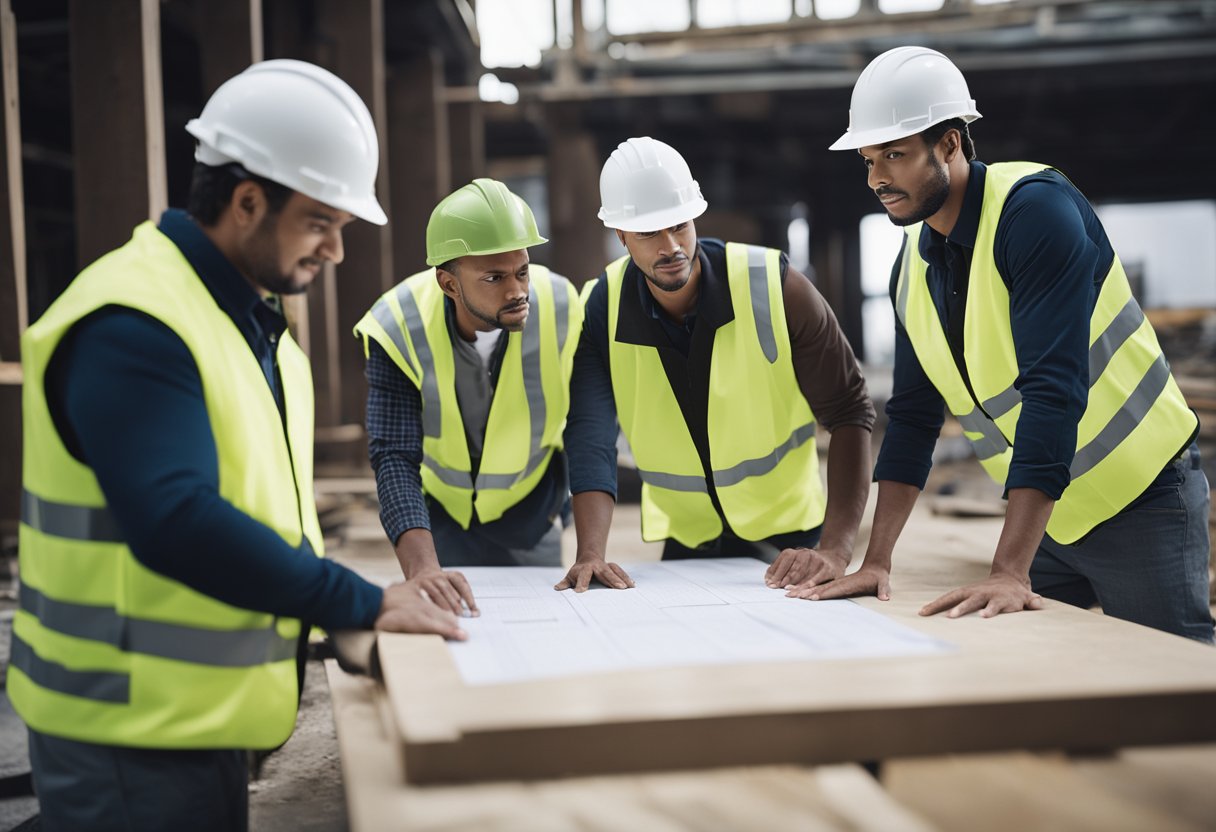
[445,558,953,685]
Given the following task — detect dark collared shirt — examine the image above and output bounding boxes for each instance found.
[365,296,567,551]
[875,160,1118,499]
[566,238,874,537]
[45,209,384,630]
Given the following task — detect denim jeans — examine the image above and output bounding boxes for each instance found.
[1030,442,1214,643]
[28,727,248,832]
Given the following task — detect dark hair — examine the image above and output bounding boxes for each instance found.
[186,162,293,227]
[920,117,976,162]
[435,259,460,275]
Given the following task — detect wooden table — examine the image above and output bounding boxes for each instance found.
[371,590,1216,784]
[325,502,1216,829]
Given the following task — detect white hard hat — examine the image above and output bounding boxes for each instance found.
[597,137,708,232]
[186,59,387,225]
[829,46,981,151]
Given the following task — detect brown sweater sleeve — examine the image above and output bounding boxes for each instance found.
[783,265,876,433]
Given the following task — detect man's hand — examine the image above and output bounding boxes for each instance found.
[410,567,479,617]
[919,572,1043,618]
[554,558,635,592]
[374,580,468,639]
[786,562,891,601]
[765,546,850,589]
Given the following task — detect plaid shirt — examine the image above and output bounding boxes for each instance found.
[365,325,566,550]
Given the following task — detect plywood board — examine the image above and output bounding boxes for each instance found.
[375,590,1216,783]
[326,661,938,832]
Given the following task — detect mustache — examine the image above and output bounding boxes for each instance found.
[654,254,688,268]
[500,299,528,313]
[875,186,907,198]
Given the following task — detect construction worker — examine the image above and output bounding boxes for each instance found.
[354,180,582,614]
[802,46,1213,643]
[558,136,875,592]
[10,61,466,832]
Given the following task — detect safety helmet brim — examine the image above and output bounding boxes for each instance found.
[828,111,981,152]
[187,130,389,226]
[598,198,708,233]
[424,234,548,267]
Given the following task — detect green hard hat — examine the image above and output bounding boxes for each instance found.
[425,178,548,266]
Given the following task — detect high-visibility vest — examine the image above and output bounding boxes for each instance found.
[11,222,323,749]
[896,162,1198,543]
[605,243,826,547]
[354,266,581,527]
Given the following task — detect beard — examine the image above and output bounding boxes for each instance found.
[244,213,317,295]
[460,290,529,332]
[882,154,951,227]
[644,253,692,293]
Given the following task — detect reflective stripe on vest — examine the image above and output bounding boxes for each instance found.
[897,281,1162,478]
[10,632,130,703]
[607,243,826,546]
[22,489,123,543]
[357,266,579,527]
[19,581,296,667]
[13,222,315,750]
[895,162,1197,542]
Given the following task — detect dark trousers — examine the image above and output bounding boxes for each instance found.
[662,525,822,561]
[28,727,248,832]
[1030,442,1214,643]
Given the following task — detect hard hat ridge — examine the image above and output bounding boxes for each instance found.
[186,59,388,224]
[425,178,548,267]
[597,137,708,233]
[829,46,981,151]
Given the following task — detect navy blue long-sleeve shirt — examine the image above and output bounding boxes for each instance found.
[44,209,384,631]
[875,161,1114,499]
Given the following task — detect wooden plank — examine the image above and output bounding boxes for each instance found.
[0,0,26,362]
[325,660,937,832]
[69,0,167,270]
[883,751,1213,832]
[375,597,1216,783]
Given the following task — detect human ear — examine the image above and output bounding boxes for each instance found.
[435,268,460,300]
[231,181,265,229]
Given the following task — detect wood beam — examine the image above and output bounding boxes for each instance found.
[545,109,604,287]
[69,0,167,270]
[191,0,263,95]
[387,50,449,274]
[312,0,392,446]
[1,0,27,362]
[448,101,485,190]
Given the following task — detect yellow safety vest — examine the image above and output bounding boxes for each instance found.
[896,162,1198,543]
[605,243,826,547]
[11,222,323,749]
[354,266,581,528]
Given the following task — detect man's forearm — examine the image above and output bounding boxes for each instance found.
[572,490,615,562]
[861,480,922,569]
[393,528,441,579]
[989,487,1054,580]
[818,425,872,557]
